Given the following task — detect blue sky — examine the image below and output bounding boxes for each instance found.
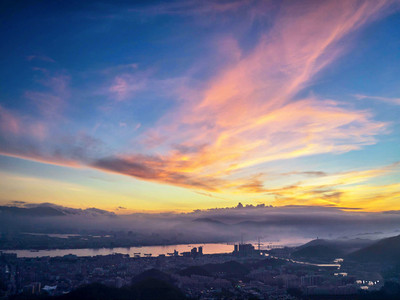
[0,0,399,212]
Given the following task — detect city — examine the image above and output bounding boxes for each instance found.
[1,237,400,299]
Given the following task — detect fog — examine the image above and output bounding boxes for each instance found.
[2,203,400,247]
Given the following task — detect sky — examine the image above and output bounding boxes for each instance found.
[0,0,399,213]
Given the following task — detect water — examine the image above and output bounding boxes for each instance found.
[22,233,83,239]
[268,256,341,269]
[1,236,313,259]
[2,243,235,258]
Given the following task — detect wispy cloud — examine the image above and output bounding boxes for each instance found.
[114,0,392,187]
[354,94,400,105]
[26,55,55,63]
[0,0,398,209]
[263,162,400,209]
[109,74,147,101]
[128,0,255,16]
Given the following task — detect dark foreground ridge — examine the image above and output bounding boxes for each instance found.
[10,279,187,300]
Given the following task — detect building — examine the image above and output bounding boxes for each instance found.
[233,243,258,256]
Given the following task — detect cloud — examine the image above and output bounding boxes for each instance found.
[25,69,70,118]
[354,94,400,105]
[0,105,48,142]
[282,171,328,177]
[0,0,398,210]
[262,162,400,208]
[128,0,255,17]
[25,92,65,119]
[0,105,20,135]
[92,154,226,191]
[26,55,55,63]
[103,0,390,190]
[3,202,400,243]
[109,73,148,101]
[238,178,265,193]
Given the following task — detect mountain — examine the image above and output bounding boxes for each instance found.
[56,283,129,300]
[295,238,331,250]
[348,234,400,263]
[178,265,211,277]
[202,260,249,277]
[291,244,344,261]
[293,238,374,257]
[0,204,115,218]
[131,269,175,285]
[53,279,187,300]
[0,206,66,217]
[131,278,186,300]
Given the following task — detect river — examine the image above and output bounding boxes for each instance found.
[1,243,235,258]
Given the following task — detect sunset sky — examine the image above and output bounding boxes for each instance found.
[0,0,399,213]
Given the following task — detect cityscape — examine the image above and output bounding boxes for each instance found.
[1,234,400,299]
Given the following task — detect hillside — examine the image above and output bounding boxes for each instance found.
[291,244,344,261]
[348,234,400,263]
[202,260,249,277]
[293,238,374,259]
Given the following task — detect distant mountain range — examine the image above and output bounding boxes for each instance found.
[0,204,115,217]
[0,205,66,217]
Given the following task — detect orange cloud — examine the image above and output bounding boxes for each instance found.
[261,162,400,209]
[89,0,396,194]
[1,0,398,207]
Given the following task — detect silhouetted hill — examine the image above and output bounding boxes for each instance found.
[53,279,187,300]
[0,204,117,219]
[292,245,344,260]
[203,260,249,276]
[131,268,175,285]
[250,258,286,269]
[294,238,374,257]
[178,265,211,277]
[296,238,330,249]
[57,283,129,300]
[131,278,186,300]
[348,234,400,263]
[0,206,66,217]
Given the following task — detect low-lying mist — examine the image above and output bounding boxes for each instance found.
[2,203,400,247]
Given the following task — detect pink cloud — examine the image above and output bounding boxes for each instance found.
[107,0,393,190]
[109,74,147,101]
[0,105,48,142]
[129,0,254,16]
[2,0,398,197]
[25,91,65,118]
[0,105,21,135]
[25,72,70,118]
[29,123,47,141]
